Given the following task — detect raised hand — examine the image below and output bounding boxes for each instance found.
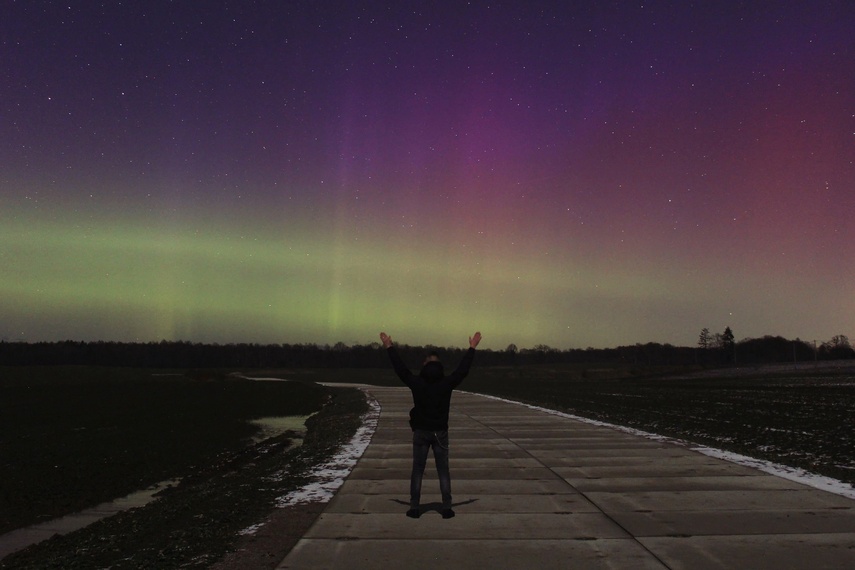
[379,332,393,348]
[469,332,482,349]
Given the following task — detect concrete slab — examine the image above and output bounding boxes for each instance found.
[280,539,670,570]
[528,447,700,459]
[511,439,680,449]
[638,534,855,570]
[614,508,855,536]
[346,466,563,480]
[354,457,545,468]
[529,453,724,466]
[361,441,530,458]
[303,512,630,540]
[508,431,651,440]
[326,493,601,514]
[563,474,807,492]
[551,461,763,478]
[338,478,579,495]
[276,386,855,569]
[585,489,855,512]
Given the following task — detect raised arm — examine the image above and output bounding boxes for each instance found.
[448,331,482,386]
[379,332,413,383]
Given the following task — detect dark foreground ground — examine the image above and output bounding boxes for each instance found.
[3,361,853,568]
[0,369,368,569]
[470,362,855,488]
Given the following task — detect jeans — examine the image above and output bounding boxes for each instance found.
[410,429,451,509]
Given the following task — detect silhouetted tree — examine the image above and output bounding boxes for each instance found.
[697,327,711,364]
[2,329,846,369]
[819,335,855,360]
[698,328,711,350]
[721,326,736,364]
[735,336,814,364]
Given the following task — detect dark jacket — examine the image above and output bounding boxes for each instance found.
[386,346,476,431]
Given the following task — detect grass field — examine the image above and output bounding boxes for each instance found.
[0,367,336,534]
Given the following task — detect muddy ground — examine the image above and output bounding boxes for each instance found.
[1,382,368,570]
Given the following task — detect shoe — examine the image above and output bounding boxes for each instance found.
[406,508,421,519]
[441,508,455,519]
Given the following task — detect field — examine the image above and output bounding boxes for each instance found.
[0,366,368,569]
[461,363,855,487]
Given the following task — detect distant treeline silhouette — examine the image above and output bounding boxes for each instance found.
[0,334,851,369]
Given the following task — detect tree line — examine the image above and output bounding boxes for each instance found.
[0,331,852,370]
[696,327,855,365]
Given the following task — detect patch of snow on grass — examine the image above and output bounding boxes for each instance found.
[238,523,264,536]
[691,446,855,499]
[275,391,380,508]
[469,391,855,501]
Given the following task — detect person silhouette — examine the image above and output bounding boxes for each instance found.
[379,331,482,518]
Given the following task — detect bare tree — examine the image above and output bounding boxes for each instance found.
[698,328,711,350]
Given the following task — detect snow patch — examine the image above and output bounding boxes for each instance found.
[467,391,855,501]
[690,446,855,499]
[238,523,265,536]
[274,391,381,508]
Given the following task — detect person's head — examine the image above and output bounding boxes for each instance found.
[423,351,440,365]
[420,352,444,382]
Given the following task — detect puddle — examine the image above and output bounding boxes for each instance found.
[1,415,312,560]
[0,478,179,560]
[248,415,311,444]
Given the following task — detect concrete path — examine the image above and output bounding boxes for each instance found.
[278,387,855,569]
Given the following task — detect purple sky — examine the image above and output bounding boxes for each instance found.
[2,1,853,349]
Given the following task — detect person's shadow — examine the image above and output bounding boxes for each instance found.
[391,498,479,516]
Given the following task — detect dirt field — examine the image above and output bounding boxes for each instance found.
[464,360,855,487]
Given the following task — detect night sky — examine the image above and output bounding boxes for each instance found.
[2,1,853,350]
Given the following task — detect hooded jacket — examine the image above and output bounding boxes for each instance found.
[386,346,476,431]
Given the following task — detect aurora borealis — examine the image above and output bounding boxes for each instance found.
[2,2,853,350]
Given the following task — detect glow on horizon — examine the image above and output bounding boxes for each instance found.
[2,193,850,350]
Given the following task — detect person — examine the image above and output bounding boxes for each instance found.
[379,331,482,519]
